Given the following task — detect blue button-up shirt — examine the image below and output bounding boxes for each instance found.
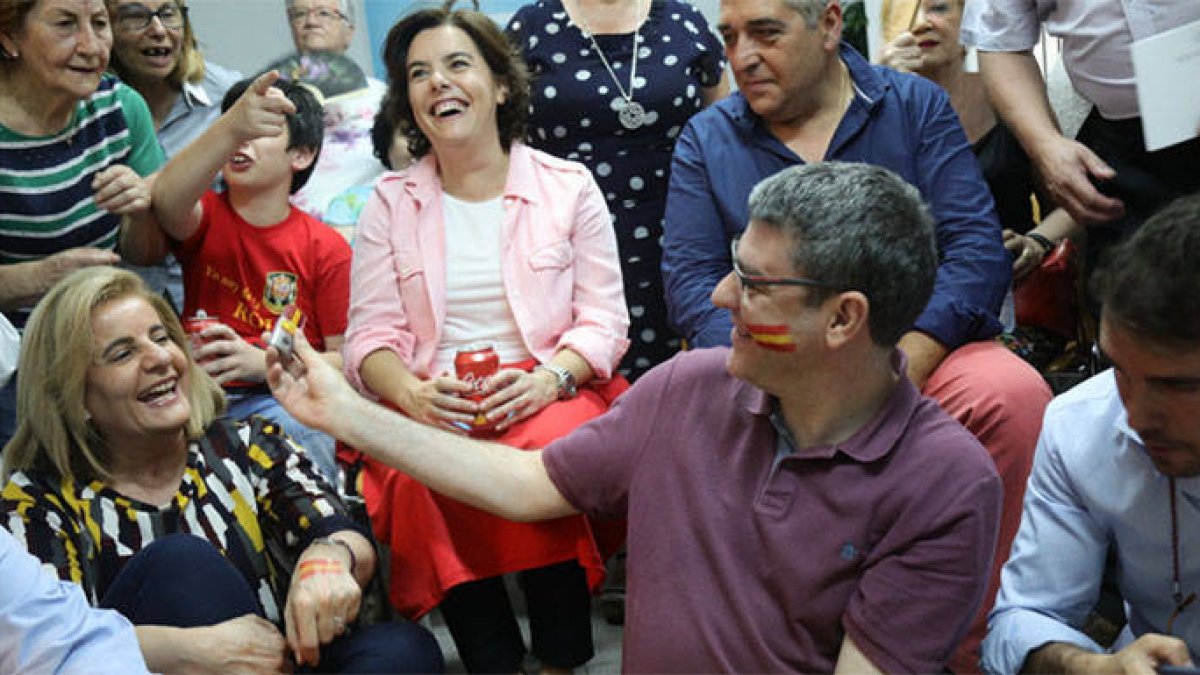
[662,43,1009,350]
[982,370,1200,673]
[0,526,150,673]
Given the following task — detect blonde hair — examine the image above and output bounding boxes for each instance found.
[105,0,207,87]
[2,267,225,483]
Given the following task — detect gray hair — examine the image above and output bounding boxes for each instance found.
[747,161,937,347]
[285,0,356,26]
[783,0,829,28]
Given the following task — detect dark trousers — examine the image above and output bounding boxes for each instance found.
[101,534,445,673]
[438,560,594,673]
[1077,109,1200,274]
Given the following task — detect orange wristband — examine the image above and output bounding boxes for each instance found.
[296,559,343,581]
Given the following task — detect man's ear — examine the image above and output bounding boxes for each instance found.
[821,0,845,50]
[0,33,19,61]
[497,85,509,106]
[824,290,870,349]
[290,146,318,173]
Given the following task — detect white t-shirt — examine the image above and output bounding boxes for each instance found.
[434,193,533,374]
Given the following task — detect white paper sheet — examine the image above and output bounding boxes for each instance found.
[1131,18,1200,152]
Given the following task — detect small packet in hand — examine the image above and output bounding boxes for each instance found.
[269,304,304,365]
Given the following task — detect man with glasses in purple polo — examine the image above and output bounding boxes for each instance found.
[983,193,1200,675]
[266,161,1004,674]
[661,3,1052,667]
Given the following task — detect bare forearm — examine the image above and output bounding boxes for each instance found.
[979,51,1062,153]
[330,392,575,522]
[1021,642,1099,674]
[361,348,424,412]
[152,116,238,240]
[119,209,169,266]
[547,348,595,388]
[1031,207,1082,244]
[135,625,201,672]
[305,530,375,588]
[0,261,52,310]
[898,330,949,389]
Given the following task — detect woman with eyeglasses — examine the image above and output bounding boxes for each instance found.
[0,0,165,448]
[105,0,241,312]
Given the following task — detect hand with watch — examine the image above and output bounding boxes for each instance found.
[476,357,583,432]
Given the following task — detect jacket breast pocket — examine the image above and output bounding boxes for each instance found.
[528,241,573,271]
[395,256,434,340]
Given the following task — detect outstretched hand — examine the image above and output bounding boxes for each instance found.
[266,330,353,436]
[227,70,297,145]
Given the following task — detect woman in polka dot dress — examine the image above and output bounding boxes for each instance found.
[507,0,728,381]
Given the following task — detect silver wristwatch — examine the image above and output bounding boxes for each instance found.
[538,364,577,400]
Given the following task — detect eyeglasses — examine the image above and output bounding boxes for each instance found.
[730,237,841,295]
[116,2,187,32]
[287,7,348,24]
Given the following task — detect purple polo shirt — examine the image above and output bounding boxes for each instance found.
[543,348,1001,673]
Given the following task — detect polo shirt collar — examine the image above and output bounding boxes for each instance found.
[745,349,920,464]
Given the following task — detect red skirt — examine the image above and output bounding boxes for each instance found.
[353,366,628,619]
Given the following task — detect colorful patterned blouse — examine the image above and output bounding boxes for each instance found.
[1,416,363,623]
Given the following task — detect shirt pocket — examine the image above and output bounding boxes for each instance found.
[394,252,434,340]
[528,241,574,271]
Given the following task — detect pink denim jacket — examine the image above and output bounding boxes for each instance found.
[344,143,630,391]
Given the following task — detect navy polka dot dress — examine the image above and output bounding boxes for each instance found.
[507,0,726,381]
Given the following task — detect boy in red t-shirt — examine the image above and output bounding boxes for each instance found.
[151,71,350,481]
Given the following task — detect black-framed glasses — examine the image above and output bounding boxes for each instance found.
[287,7,348,24]
[116,2,187,32]
[730,237,841,295]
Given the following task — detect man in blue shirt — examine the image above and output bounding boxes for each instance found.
[0,526,151,673]
[661,0,1051,668]
[983,193,1200,674]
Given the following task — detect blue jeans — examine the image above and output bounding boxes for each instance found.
[102,534,445,673]
[227,391,339,484]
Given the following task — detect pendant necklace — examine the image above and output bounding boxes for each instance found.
[575,0,646,130]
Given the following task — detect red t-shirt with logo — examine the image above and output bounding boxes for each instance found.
[175,190,351,353]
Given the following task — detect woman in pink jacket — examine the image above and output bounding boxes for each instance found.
[342,4,629,673]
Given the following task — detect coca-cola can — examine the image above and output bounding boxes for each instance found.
[454,344,499,433]
[181,309,219,361]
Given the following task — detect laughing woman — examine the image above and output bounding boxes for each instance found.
[344,3,630,672]
[0,267,443,674]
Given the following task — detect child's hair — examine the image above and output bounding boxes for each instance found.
[221,75,325,194]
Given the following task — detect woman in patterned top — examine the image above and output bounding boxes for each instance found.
[0,267,443,674]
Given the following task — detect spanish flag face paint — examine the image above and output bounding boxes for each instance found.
[746,323,797,352]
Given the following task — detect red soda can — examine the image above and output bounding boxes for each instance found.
[181,309,220,361]
[454,344,500,433]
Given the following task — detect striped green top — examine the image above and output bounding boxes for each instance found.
[0,75,164,326]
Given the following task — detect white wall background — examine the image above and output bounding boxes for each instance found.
[188,0,724,82]
[188,0,374,78]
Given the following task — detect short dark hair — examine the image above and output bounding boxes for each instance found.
[380,1,529,160]
[221,75,324,194]
[1095,192,1200,347]
[747,162,937,347]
